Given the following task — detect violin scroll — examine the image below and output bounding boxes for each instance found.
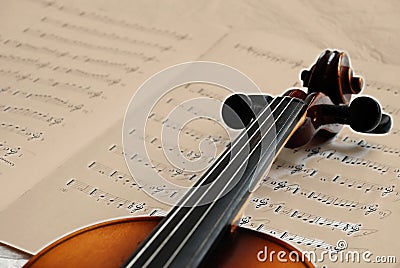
[221,50,392,148]
[301,50,363,105]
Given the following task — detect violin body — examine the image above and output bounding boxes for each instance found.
[24,217,314,268]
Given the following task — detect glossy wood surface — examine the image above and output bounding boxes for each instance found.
[24,217,313,268]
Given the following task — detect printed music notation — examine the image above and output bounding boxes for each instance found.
[0,122,43,142]
[0,104,64,127]
[246,196,362,236]
[0,141,23,168]
[187,86,226,101]
[270,158,400,201]
[239,216,334,251]
[339,135,400,157]
[126,126,219,166]
[382,103,400,117]
[233,43,306,69]
[40,17,174,52]
[258,177,392,219]
[108,141,201,182]
[88,158,182,198]
[0,67,102,103]
[0,50,123,87]
[292,145,399,177]
[61,179,166,215]
[147,114,229,148]
[0,37,140,75]
[365,80,400,97]
[0,141,22,158]
[28,0,190,41]
[0,87,90,113]
[23,28,157,64]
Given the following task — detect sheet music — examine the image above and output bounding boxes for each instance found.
[1,0,399,267]
[0,0,227,211]
[200,31,400,267]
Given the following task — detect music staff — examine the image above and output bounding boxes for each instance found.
[0,36,140,74]
[365,80,399,96]
[41,16,174,52]
[248,197,362,235]
[0,122,44,141]
[340,135,400,157]
[23,28,157,63]
[239,216,334,251]
[269,158,400,201]
[87,160,181,198]
[29,0,190,41]
[0,50,123,87]
[0,87,90,113]
[62,179,166,215]
[295,146,399,177]
[233,43,305,69]
[0,104,64,126]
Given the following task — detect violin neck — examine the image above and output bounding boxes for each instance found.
[124,96,305,267]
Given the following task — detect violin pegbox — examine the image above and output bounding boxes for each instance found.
[221,50,392,149]
[286,50,392,148]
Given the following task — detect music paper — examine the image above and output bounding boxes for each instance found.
[1,0,399,267]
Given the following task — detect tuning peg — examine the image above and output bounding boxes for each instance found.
[347,96,382,132]
[311,96,392,134]
[221,94,272,129]
[367,114,392,134]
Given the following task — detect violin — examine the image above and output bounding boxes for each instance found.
[23,50,391,268]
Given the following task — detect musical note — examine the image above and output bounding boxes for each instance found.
[259,176,392,218]
[87,160,182,198]
[0,51,122,87]
[0,104,64,126]
[250,197,270,209]
[328,175,400,200]
[108,144,125,157]
[0,141,22,158]
[0,37,140,74]
[365,80,400,97]
[62,179,165,214]
[30,0,190,41]
[0,87,90,113]
[41,16,174,52]
[23,28,157,63]
[340,135,400,157]
[233,43,305,69]
[0,122,44,141]
[239,216,333,250]
[148,113,229,147]
[188,86,225,101]
[87,161,140,188]
[298,146,397,177]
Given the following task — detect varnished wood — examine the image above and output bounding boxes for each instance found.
[24,217,313,268]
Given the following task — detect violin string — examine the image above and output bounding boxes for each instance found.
[126,96,288,267]
[143,97,300,266]
[128,97,288,267]
[163,99,303,266]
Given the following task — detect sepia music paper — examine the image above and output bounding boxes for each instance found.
[0,0,399,267]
